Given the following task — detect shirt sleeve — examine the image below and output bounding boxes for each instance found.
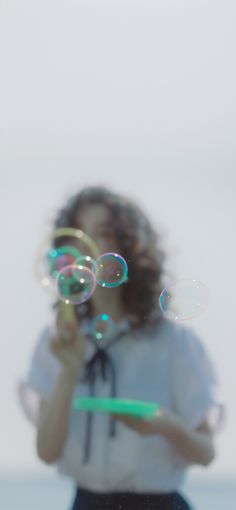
[171,327,225,432]
[17,326,60,426]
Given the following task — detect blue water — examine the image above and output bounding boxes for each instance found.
[0,475,235,510]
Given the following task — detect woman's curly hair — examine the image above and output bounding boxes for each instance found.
[53,186,166,327]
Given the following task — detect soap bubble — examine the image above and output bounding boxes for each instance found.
[90,314,114,341]
[47,245,81,280]
[56,264,97,305]
[95,252,128,288]
[159,279,208,321]
[74,255,96,273]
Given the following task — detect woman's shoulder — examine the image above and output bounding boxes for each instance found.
[30,324,60,372]
[18,324,59,426]
[138,317,197,341]
[36,324,52,348]
[163,320,209,359]
[140,318,207,359]
[158,320,218,386]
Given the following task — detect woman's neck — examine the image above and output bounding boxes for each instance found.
[91,286,126,323]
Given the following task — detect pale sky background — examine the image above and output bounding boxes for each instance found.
[0,0,235,480]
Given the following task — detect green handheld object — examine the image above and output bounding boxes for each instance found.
[73,397,159,418]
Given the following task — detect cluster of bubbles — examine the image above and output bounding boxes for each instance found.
[36,228,128,341]
[37,228,208,337]
[56,251,128,306]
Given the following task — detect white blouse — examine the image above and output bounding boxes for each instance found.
[19,319,224,493]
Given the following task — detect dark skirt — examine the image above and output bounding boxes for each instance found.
[71,488,192,510]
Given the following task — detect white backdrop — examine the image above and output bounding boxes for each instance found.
[0,0,235,477]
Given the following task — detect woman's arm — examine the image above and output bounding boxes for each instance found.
[156,411,215,466]
[36,367,78,464]
[114,410,215,466]
[36,306,85,464]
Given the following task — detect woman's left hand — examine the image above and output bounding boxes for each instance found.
[113,408,176,436]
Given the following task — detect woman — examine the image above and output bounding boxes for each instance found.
[20,186,223,510]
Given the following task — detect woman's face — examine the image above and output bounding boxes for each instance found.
[76,204,119,255]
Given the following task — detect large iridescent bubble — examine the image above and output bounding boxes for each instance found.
[159,279,208,321]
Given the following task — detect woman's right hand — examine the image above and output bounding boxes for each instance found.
[49,304,85,378]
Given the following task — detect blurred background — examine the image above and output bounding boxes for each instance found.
[0,0,235,508]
